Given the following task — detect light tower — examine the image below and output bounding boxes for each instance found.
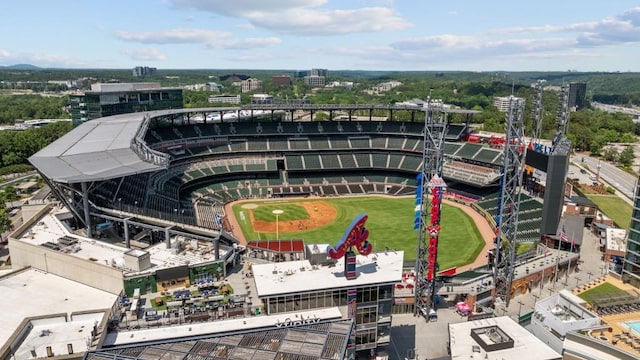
[414,98,447,319]
[531,80,545,144]
[493,96,526,306]
[552,84,570,151]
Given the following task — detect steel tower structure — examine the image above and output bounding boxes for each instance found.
[552,84,570,151]
[531,80,545,143]
[414,99,448,319]
[493,97,527,306]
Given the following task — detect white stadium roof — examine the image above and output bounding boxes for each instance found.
[28,112,161,183]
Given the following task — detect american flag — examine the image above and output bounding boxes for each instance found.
[560,225,569,243]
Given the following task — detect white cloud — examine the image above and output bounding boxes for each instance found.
[0,51,81,67]
[171,0,327,16]
[224,53,278,62]
[249,7,410,35]
[220,37,282,49]
[236,23,256,30]
[170,0,410,35]
[115,28,232,44]
[489,6,640,47]
[121,48,166,61]
[114,28,281,50]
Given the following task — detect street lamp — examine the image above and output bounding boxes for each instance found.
[272,209,284,241]
[596,160,601,181]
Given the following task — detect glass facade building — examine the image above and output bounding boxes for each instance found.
[622,180,640,287]
[262,284,394,351]
[70,85,183,126]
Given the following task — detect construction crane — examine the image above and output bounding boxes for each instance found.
[492,96,527,307]
[414,98,447,320]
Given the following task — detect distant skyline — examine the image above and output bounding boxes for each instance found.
[2,1,640,72]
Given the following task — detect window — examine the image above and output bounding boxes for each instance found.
[356,307,378,324]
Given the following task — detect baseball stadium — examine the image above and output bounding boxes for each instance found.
[8,105,549,357]
[26,106,544,263]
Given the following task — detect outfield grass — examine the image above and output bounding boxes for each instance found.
[586,195,632,228]
[577,282,626,305]
[232,196,485,268]
[252,204,309,222]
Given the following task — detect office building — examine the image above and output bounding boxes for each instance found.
[251,245,401,353]
[622,179,640,287]
[272,75,292,86]
[251,94,273,104]
[568,82,587,110]
[240,78,262,93]
[304,75,325,87]
[493,96,524,112]
[69,83,182,126]
[132,66,157,77]
[310,68,328,78]
[208,94,241,104]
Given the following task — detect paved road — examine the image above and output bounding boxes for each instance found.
[575,154,637,199]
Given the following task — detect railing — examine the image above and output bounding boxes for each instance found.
[131,114,171,167]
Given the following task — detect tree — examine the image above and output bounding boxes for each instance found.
[618,146,636,167]
[620,132,637,144]
[602,147,619,162]
[0,207,10,234]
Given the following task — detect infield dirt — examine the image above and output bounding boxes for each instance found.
[245,200,338,233]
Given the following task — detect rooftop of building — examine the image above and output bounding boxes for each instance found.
[12,207,230,276]
[102,307,344,347]
[0,268,117,352]
[12,312,105,360]
[534,290,601,335]
[251,248,404,297]
[448,316,561,360]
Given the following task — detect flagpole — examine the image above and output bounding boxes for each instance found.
[540,242,547,293]
[566,231,575,282]
[553,239,562,289]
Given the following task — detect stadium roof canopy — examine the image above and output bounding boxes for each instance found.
[29,112,162,183]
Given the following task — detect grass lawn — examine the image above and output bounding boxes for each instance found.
[232,196,485,268]
[253,204,309,221]
[586,194,632,228]
[578,282,626,305]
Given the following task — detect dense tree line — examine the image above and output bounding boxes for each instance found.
[0,121,72,168]
[0,95,69,124]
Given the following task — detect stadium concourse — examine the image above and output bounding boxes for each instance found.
[18,106,552,358]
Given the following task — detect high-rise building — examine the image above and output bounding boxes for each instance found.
[568,82,587,110]
[493,96,524,112]
[304,75,325,87]
[622,180,640,287]
[69,83,183,126]
[272,75,292,86]
[132,66,157,77]
[310,68,328,78]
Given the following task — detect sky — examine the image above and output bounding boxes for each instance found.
[2,0,640,71]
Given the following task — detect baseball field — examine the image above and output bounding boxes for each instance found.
[231,196,485,268]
